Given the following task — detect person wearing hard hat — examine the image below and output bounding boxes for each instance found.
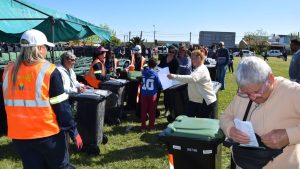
[84,46,111,88]
[130,45,146,71]
[2,29,82,169]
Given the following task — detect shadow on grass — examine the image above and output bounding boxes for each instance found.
[70,143,166,166]
[0,138,21,160]
[104,120,169,136]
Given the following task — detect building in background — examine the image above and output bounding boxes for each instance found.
[199,31,236,48]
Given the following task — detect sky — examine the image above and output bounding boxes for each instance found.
[25,0,300,44]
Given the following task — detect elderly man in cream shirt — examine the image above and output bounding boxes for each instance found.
[220,56,300,169]
[57,52,85,93]
[167,49,216,118]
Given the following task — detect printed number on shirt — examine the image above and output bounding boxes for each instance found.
[142,78,154,90]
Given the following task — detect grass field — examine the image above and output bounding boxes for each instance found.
[0,56,291,169]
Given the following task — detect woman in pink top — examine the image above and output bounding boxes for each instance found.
[220,57,300,169]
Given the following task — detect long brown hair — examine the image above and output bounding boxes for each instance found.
[11,46,45,86]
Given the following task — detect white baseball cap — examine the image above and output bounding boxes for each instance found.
[132,45,142,53]
[20,29,55,47]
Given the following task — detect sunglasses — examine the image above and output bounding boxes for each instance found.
[169,51,176,54]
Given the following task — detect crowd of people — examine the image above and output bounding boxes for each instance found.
[2,29,300,169]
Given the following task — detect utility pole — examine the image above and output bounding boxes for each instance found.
[153,25,156,46]
[140,31,143,39]
[129,31,131,41]
[199,32,200,45]
[190,32,192,46]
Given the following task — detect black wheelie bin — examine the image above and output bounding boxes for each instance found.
[69,89,111,155]
[166,81,221,122]
[100,79,129,125]
[125,71,142,111]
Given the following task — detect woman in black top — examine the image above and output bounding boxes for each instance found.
[158,45,179,73]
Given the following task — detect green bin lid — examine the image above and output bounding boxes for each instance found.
[166,115,224,141]
[128,71,142,81]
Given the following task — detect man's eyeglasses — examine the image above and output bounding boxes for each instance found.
[237,81,269,100]
[67,58,76,62]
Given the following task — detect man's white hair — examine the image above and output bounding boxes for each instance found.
[235,56,272,87]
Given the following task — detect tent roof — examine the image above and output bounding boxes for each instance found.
[0,0,111,43]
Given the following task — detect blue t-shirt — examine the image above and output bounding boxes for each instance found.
[141,68,162,96]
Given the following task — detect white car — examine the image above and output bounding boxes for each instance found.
[117,59,131,69]
[266,50,282,57]
[240,50,255,57]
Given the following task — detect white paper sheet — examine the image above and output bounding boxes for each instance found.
[234,118,259,147]
[156,67,183,90]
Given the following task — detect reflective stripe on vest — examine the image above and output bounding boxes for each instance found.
[49,93,69,104]
[3,62,51,107]
[94,70,102,74]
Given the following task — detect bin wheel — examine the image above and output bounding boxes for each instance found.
[102,134,108,145]
[85,145,100,155]
[167,115,175,123]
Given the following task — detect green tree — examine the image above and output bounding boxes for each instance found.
[71,24,122,47]
[130,36,144,45]
[243,29,269,54]
[100,24,121,47]
[82,35,100,46]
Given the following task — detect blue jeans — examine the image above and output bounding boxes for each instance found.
[217,65,227,90]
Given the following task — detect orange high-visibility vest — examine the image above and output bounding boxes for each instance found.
[2,61,61,139]
[84,59,105,88]
[131,55,145,70]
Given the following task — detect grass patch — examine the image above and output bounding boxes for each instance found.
[0,56,290,169]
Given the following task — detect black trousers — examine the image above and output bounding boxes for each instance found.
[228,62,234,73]
[186,100,216,118]
[13,131,69,169]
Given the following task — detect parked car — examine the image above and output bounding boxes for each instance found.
[232,51,240,57]
[266,50,282,57]
[236,50,255,57]
[117,58,131,69]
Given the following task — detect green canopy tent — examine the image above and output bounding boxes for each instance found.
[0,0,111,61]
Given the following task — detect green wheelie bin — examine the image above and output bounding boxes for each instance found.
[159,115,225,169]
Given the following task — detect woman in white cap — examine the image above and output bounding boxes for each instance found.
[130,45,146,71]
[2,29,82,169]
